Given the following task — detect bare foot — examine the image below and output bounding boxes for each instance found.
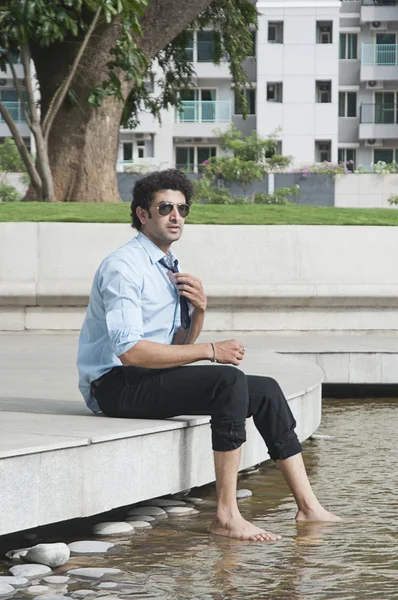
[296,506,341,522]
[210,514,282,542]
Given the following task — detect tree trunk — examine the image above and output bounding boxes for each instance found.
[30,0,215,202]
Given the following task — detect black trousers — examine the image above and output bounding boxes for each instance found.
[94,365,302,461]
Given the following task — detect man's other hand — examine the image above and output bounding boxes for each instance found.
[174,273,207,312]
[214,340,245,366]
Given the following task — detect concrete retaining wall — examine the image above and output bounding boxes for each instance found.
[335,173,398,209]
[1,223,398,332]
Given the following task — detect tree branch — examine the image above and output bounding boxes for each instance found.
[20,44,41,128]
[4,46,32,129]
[42,6,102,140]
[0,100,42,193]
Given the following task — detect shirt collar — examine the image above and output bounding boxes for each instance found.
[135,232,177,265]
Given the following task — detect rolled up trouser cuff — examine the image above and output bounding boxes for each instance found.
[268,432,302,461]
[211,420,246,452]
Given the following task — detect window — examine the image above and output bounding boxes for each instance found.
[234,89,256,115]
[249,30,256,57]
[374,149,398,164]
[137,140,145,159]
[123,142,133,162]
[338,148,356,170]
[268,22,283,44]
[339,92,357,117]
[185,32,194,61]
[316,21,333,44]
[316,81,332,103]
[267,82,283,102]
[339,34,358,59]
[176,146,216,173]
[375,92,396,124]
[197,31,215,62]
[266,141,282,159]
[315,140,331,162]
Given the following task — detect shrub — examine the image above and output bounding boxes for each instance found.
[374,160,398,175]
[254,185,299,205]
[388,195,398,206]
[0,183,22,202]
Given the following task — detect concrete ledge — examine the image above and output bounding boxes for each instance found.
[0,351,323,536]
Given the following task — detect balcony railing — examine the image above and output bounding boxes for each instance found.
[360,103,398,123]
[362,0,398,5]
[175,100,231,123]
[362,44,398,65]
[0,101,26,123]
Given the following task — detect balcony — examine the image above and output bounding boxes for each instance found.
[0,101,26,123]
[361,0,398,23]
[173,100,232,137]
[359,102,398,138]
[361,44,398,80]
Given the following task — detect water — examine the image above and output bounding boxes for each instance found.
[1,399,398,600]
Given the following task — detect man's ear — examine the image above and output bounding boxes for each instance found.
[136,206,148,225]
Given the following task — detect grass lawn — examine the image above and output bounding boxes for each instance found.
[1,202,398,225]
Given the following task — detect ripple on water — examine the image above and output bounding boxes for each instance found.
[1,400,398,600]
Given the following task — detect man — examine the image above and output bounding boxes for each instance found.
[77,169,339,542]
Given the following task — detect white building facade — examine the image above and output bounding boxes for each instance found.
[2,0,398,172]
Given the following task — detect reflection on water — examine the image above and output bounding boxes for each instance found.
[2,400,398,600]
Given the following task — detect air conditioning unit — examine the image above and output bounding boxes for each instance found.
[370,21,388,31]
[366,81,384,90]
[365,139,383,147]
[0,79,6,86]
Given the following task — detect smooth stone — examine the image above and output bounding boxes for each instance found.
[92,522,134,537]
[124,520,151,529]
[25,543,70,568]
[69,541,115,555]
[236,489,253,499]
[139,499,187,508]
[97,583,118,589]
[183,497,203,505]
[6,548,29,560]
[67,568,122,579]
[27,585,49,594]
[0,578,28,588]
[311,433,336,440]
[127,506,167,518]
[34,596,70,600]
[9,565,52,578]
[126,515,156,523]
[43,577,70,585]
[0,584,14,596]
[164,506,198,515]
[72,591,95,597]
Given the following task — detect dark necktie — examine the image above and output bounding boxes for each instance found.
[159,258,191,330]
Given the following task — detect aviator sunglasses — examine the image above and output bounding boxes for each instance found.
[155,201,190,218]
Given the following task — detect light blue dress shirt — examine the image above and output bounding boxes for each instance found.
[77,232,184,413]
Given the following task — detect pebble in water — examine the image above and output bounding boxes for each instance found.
[9,565,52,578]
[124,520,151,529]
[27,585,49,594]
[310,433,336,440]
[43,577,70,585]
[183,497,203,505]
[0,584,14,596]
[67,568,122,579]
[5,548,29,560]
[69,541,115,555]
[164,506,199,516]
[92,522,134,537]
[97,582,118,589]
[0,577,28,588]
[236,489,253,499]
[127,506,167,518]
[24,543,70,568]
[72,591,96,597]
[34,595,70,600]
[126,515,156,523]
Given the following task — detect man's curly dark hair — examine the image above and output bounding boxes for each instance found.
[130,169,194,230]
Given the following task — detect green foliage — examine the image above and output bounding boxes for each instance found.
[201,155,264,189]
[216,124,279,163]
[192,178,235,204]
[0,138,26,173]
[0,183,22,202]
[388,195,398,205]
[374,161,398,175]
[267,154,292,170]
[254,185,299,205]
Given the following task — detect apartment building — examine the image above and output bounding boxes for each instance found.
[2,0,398,172]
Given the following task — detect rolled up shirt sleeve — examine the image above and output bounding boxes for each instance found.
[99,259,144,357]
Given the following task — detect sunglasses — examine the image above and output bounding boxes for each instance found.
[155,202,190,218]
